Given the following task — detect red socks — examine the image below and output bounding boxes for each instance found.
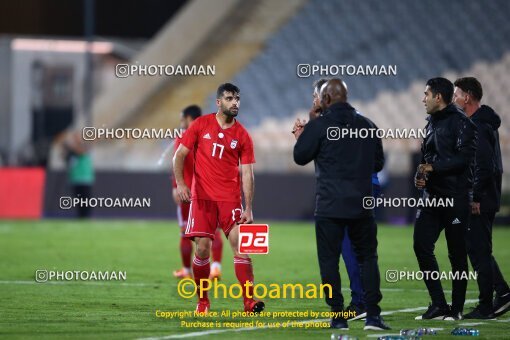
[234,256,254,302]
[180,237,193,269]
[212,230,223,263]
[192,254,210,300]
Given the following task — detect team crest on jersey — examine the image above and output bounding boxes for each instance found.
[230,139,238,149]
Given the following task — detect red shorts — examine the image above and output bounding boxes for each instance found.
[184,199,243,240]
[177,203,190,229]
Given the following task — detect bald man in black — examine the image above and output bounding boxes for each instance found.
[293,79,389,330]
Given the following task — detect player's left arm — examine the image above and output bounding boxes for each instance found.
[239,131,255,224]
[239,163,254,224]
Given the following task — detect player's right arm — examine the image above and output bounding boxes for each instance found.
[173,118,201,203]
[171,140,182,204]
[173,144,191,203]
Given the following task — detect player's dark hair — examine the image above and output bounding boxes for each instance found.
[313,78,328,93]
[426,77,454,104]
[182,105,202,120]
[216,83,240,98]
[454,77,483,101]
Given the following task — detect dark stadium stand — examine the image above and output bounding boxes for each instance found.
[207,0,510,127]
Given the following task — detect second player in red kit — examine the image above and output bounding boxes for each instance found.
[173,83,264,314]
[171,105,223,280]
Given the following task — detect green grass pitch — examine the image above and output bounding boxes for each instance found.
[1,220,509,339]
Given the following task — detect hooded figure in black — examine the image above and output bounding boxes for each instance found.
[453,77,510,319]
[470,105,503,212]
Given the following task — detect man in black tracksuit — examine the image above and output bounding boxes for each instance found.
[414,77,477,321]
[453,77,510,319]
[293,79,389,331]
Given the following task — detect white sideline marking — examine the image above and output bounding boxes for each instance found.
[367,327,444,338]
[0,280,155,287]
[367,334,400,338]
[381,306,427,315]
[140,319,331,340]
[459,322,486,326]
[137,300,478,340]
[460,318,510,325]
[0,281,479,294]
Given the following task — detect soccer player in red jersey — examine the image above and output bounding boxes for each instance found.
[173,83,264,314]
[171,105,223,280]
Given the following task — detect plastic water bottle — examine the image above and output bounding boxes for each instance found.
[330,335,358,340]
[451,327,480,336]
[401,328,437,336]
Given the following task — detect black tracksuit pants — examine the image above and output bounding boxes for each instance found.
[466,212,510,314]
[315,215,382,317]
[413,194,470,313]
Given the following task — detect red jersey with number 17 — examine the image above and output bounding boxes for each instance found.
[179,113,255,202]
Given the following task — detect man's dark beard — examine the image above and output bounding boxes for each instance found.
[222,105,238,117]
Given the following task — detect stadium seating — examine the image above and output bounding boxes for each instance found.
[201,0,510,173]
[93,0,510,173]
[209,0,509,125]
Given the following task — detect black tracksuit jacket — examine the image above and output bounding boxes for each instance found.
[471,105,503,212]
[293,102,384,219]
[421,103,478,197]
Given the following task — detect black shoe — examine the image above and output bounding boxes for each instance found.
[464,305,495,319]
[443,310,463,321]
[415,303,449,320]
[345,303,366,321]
[494,293,510,317]
[364,315,391,330]
[330,316,348,330]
